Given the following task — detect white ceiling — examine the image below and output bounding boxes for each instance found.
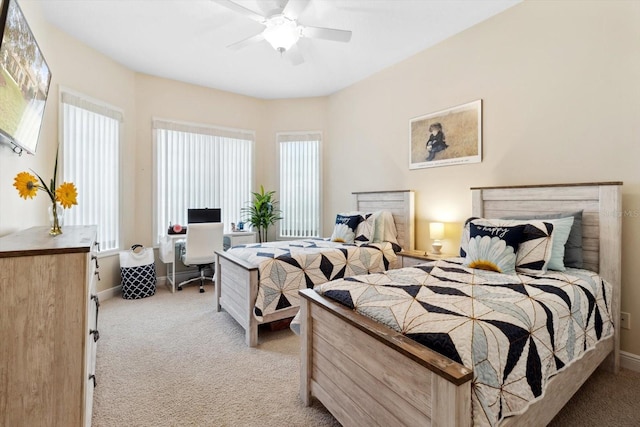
[36,0,521,99]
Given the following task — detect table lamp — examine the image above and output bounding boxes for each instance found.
[429,222,445,255]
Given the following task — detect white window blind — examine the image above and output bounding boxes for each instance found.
[153,119,253,244]
[61,91,122,252]
[278,132,321,239]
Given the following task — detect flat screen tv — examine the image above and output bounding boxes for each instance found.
[188,208,222,224]
[0,0,51,155]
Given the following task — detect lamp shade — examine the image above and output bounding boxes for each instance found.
[429,222,445,240]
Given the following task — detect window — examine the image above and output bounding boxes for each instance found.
[153,119,253,244]
[60,91,122,252]
[278,132,322,239]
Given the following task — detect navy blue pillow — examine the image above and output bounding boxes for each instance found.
[470,222,526,253]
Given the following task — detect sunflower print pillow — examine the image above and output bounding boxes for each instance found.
[330,214,363,244]
[471,219,556,274]
[464,222,526,273]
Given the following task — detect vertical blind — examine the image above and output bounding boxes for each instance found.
[279,132,321,239]
[61,92,122,251]
[153,119,253,244]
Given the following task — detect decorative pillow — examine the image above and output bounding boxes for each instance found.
[354,213,376,242]
[472,219,555,274]
[464,222,526,273]
[459,217,480,257]
[502,211,583,269]
[330,214,363,244]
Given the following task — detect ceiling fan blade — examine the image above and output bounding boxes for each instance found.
[282,0,311,20]
[227,32,265,50]
[302,26,352,43]
[287,44,305,66]
[211,0,267,22]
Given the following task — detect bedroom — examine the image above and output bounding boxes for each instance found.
[0,0,638,425]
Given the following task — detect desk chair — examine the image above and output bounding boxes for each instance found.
[178,222,224,293]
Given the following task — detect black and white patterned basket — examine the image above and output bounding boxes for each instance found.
[120,244,157,299]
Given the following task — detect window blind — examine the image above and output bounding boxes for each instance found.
[61,92,122,252]
[278,132,321,239]
[153,119,253,244]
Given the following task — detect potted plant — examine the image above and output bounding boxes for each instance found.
[241,185,282,243]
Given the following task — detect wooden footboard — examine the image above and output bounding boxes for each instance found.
[299,288,473,427]
[300,288,616,427]
[215,251,298,347]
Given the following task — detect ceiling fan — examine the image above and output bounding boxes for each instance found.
[212,0,352,65]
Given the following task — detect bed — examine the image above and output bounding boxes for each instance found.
[214,190,415,347]
[298,182,622,426]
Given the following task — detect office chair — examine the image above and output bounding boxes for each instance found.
[178,222,224,293]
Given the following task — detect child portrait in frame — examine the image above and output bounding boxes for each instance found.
[409,100,482,169]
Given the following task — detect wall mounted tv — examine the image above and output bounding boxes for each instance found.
[0,0,51,155]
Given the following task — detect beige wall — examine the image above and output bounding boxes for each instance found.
[324,0,640,355]
[134,76,327,269]
[1,1,638,355]
[0,3,137,291]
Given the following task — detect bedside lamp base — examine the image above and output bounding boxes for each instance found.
[431,240,442,255]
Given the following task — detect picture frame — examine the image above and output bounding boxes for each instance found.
[409,99,482,170]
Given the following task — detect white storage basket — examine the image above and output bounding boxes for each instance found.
[120,244,157,299]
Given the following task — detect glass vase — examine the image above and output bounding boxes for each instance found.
[48,202,64,235]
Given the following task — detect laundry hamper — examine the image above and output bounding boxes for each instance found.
[120,244,157,299]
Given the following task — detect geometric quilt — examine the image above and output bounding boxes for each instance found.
[226,239,398,321]
[314,258,613,426]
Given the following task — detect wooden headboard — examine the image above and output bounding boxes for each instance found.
[470,182,622,370]
[352,190,415,251]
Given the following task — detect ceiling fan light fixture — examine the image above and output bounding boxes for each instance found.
[263,15,300,52]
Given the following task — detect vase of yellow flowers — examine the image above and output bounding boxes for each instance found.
[13,151,78,236]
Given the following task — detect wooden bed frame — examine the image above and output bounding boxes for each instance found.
[299,182,622,426]
[214,190,415,347]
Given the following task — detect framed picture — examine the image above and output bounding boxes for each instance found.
[409,100,482,170]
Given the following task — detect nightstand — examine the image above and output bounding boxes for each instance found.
[397,250,455,268]
[223,231,257,250]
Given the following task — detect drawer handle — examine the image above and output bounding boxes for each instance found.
[91,255,99,269]
[91,294,100,325]
[94,241,100,252]
[89,374,97,388]
[90,329,100,343]
[94,270,101,281]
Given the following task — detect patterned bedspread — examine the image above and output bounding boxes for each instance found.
[226,239,398,321]
[314,258,613,426]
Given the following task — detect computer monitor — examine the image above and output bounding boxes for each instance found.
[187,208,221,224]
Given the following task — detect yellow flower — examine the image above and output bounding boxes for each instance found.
[13,172,39,199]
[56,182,78,209]
[12,149,78,213]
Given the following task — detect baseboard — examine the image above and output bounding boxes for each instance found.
[99,274,196,300]
[98,285,122,301]
[621,351,640,372]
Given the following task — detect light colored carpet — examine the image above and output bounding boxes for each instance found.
[93,284,640,426]
[92,284,339,427]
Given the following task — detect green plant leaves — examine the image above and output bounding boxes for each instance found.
[241,185,283,242]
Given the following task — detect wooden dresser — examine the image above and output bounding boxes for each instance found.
[0,226,100,427]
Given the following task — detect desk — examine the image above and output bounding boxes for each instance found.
[160,231,257,293]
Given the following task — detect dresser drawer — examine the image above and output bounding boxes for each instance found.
[401,255,430,268]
